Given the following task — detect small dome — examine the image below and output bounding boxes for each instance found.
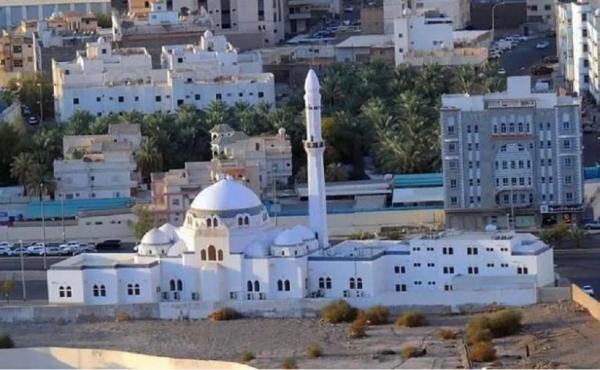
[190,179,262,211]
[167,239,188,256]
[141,228,171,246]
[203,30,213,39]
[291,225,315,240]
[97,36,106,43]
[274,229,304,246]
[245,241,270,257]
[278,127,286,136]
[159,223,179,242]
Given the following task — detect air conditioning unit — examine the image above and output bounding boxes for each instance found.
[191,292,199,300]
[161,292,168,300]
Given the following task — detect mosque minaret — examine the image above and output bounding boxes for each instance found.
[303,69,329,248]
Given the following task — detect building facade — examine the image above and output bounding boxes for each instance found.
[383,0,469,33]
[52,31,275,120]
[48,71,554,312]
[526,0,555,30]
[0,0,110,30]
[0,31,35,75]
[441,76,584,230]
[54,124,142,200]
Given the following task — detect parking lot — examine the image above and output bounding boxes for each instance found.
[499,35,556,77]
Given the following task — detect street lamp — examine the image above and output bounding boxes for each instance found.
[40,182,47,270]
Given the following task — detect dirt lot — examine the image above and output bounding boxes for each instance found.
[1,302,599,369]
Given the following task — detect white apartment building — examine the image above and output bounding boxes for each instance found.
[206,0,286,47]
[52,31,275,121]
[54,124,142,200]
[556,0,591,98]
[0,0,110,30]
[383,0,469,33]
[393,11,489,66]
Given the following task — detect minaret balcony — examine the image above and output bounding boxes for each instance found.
[304,140,325,149]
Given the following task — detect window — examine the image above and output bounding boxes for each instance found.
[349,277,355,289]
[326,277,332,289]
[134,284,140,295]
[278,280,283,291]
[563,121,570,130]
[450,179,457,188]
[195,94,201,100]
[73,98,79,105]
[244,216,249,225]
[565,157,573,167]
[487,263,495,268]
[356,278,363,290]
[450,197,458,205]
[247,280,253,292]
[59,286,65,297]
[468,267,479,274]
[66,287,72,298]
[118,96,124,103]
[413,263,421,267]
[216,93,222,100]
[319,277,325,289]
[566,192,574,201]
[254,280,260,292]
[443,247,454,255]
[218,249,223,261]
[93,284,99,297]
[177,279,183,291]
[200,249,207,260]
[395,284,407,292]
[208,245,216,261]
[467,247,478,255]
[565,175,572,184]
[284,280,290,291]
[169,279,176,291]
[258,91,264,98]
[563,139,571,149]
[155,95,161,102]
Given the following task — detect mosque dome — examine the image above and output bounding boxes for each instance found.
[167,239,188,256]
[291,225,316,241]
[245,241,270,257]
[158,223,179,242]
[190,179,262,212]
[141,228,171,246]
[203,30,213,38]
[274,229,304,246]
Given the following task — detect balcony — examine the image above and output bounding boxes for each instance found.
[289,12,312,20]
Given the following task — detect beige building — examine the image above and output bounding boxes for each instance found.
[54,124,142,200]
[0,31,35,78]
[151,124,292,225]
[361,3,384,34]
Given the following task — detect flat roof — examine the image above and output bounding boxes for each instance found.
[336,34,393,49]
[392,173,443,188]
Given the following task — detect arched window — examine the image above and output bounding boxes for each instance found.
[93,285,99,297]
[100,285,106,297]
[207,218,212,227]
[357,278,363,290]
[254,280,260,292]
[518,122,523,132]
[284,280,290,291]
[128,284,133,295]
[325,277,332,289]
[66,286,72,298]
[59,286,65,298]
[217,249,223,261]
[177,279,183,291]
[501,123,506,132]
[208,245,216,261]
[255,142,260,151]
[244,216,249,225]
[318,277,324,289]
[238,217,243,226]
[509,122,514,132]
[277,280,283,291]
[247,280,253,292]
[213,217,219,227]
[349,277,356,289]
[134,284,140,295]
[169,279,176,291]
[200,249,207,260]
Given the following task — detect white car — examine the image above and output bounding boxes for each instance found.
[59,241,80,255]
[44,246,62,256]
[0,246,12,256]
[583,285,595,296]
[498,68,506,75]
[0,241,14,249]
[536,41,550,49]
[26,242,47,255]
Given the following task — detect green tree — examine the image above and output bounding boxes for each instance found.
[0,125,24,185]
[65,111,95,135]
[10,152,35,197]
[325,162,349,182]
[132,205,154,240]
[136,137,163,182]
[204,101,232,130]
[9,73,54,121]
[95,13,112,28]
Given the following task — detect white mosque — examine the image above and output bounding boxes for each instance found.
[47,71,555,309]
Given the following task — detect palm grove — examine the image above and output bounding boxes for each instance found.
[0,62,505,194]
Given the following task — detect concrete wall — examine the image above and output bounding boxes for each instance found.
[0,347,254,369]
[538,286,571,303]
[572,283,600,321]
[0,303,158,323]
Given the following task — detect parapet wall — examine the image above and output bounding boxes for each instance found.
[572,284,600,321]
[0,347,253,369]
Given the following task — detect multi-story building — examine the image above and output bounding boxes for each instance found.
[286,0,341,35]
[383,0,469,33]
[361,1,384,34]
[0,0,110,30]
[441,76,584,230]
[52,31,275,121]
[205,0,286,48]
[54,124,142,200]
[556,0,591,97]
[393,10,489,66]
[526,0,555,30]
[127,0,199,15]
[0,31,35,76]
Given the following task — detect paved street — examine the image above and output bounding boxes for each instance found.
[500,35,556,76]
[555,248,600,295]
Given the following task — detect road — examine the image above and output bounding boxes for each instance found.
[500,35,556,77]
[555,248,600,294]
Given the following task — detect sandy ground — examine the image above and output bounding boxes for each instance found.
[1,302,599,369]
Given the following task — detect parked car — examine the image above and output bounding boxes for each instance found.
[583,285,595,296]
[536,41,550,49]
[7,247,28,256]
[584,220,600,230]
[77,243,97,254]
[543,55,559,64]
[59,241,80,255]
[0,241,14,249]
[497,68,506,75]
[530,65,553,75]
[0,245,12,255]
[95,239,121,251]
[26,245,45,255]
[27,116,39,125]
[44,246,62,256]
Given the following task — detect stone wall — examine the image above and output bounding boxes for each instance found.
[538,286,571,303]
[0,303,158,323]
[572,284,600,321]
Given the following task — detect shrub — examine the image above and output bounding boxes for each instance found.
[0,332,14,349]
[488,309,522,337]
[114,311,130,322]
[395,311,428,327]
[282,357,297,369]
[436,328,457,340]
[366,305,389,325]
[469,341,497,362]
[349,318,368,338]
[349,231,376,240]
[465,316,493,345]
[306,343,322,358]
[401,346,423,359]
[320,300,357,323]
[240,351,255,363]
[208,307,240,321]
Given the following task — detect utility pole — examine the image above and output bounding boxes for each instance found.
[36,82,43,123]
[40,183,47,270]
[19,240,26,301]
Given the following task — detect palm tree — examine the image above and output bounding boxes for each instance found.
[204,101,231,130]
[136,138,163,183]
[10,153,35,197]
[320,73,343,112]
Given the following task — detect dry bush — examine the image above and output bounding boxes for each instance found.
[208,307,240,321]
[114,311,130,322]
[395,311,428,327]
[401,346,424,359]
[488,309,522,337]
[282,357,297,369]
[0,332,14,348]
[240,351,255,363]
[469,341,497,362]
[436,328,458,340]
[465,316,494,345]
[349,317,368,338]
[320,300,357,323]
[306,342,323,358]
[366,305,389,325]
